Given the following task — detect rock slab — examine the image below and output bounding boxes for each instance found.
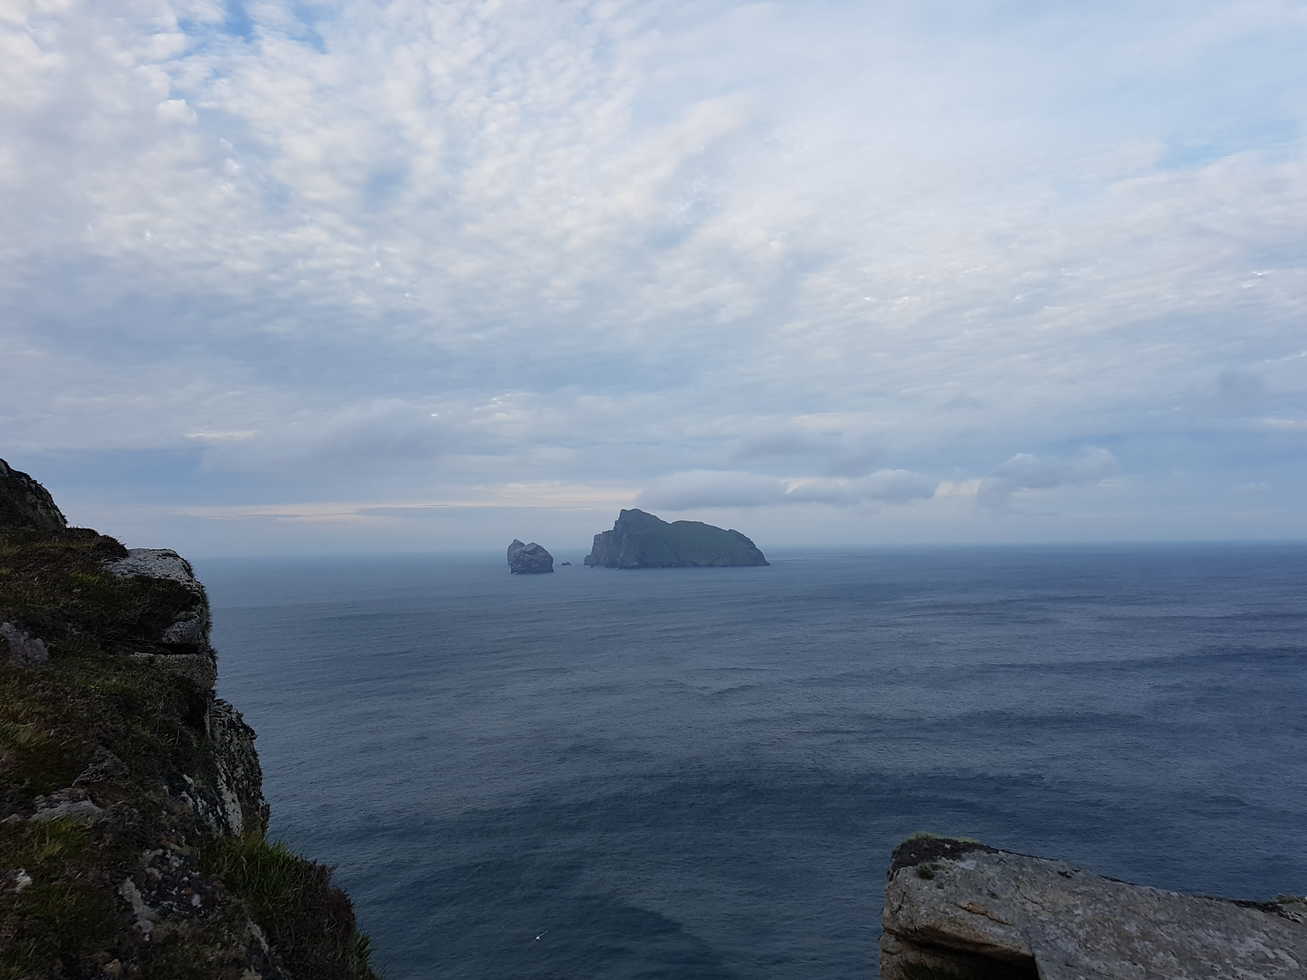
[584,508,768,568]
[881,836,1307,980]
[507,539,554,574]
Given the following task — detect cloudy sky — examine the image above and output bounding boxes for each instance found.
[4,0,1306,556]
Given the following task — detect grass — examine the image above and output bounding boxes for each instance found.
[0,527,199,659]
[202,834,378,980]
[0,818,120,980]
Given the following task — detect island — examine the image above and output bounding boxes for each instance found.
[583,508,768,568]
[507,539,554,574]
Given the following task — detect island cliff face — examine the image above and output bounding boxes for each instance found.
[881,836,1306,979]
[0,460,375,980]
[584,508,768,568]
[507,539,554,574]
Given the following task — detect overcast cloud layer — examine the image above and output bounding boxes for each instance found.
[4,0,1306,555]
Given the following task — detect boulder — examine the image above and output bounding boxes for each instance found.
[881,836,1307,980]
[584,508,768,568]
[507,539,554,574]
[0,458,67,531]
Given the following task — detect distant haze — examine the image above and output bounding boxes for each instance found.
[4,1,1306,556]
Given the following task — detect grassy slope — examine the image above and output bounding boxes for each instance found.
[0,527,376,980]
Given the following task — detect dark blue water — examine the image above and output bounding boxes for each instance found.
[201,545,1307,979]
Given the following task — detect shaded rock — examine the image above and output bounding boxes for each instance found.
[584,508,769,568]
[881,836,1307,980]
[206,698,270,836]
[0,621,49,666]
[507,538,554,574]
[0,458,67,531]
[29,788,106,825]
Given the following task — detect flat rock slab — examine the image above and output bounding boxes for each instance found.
[882,838,1307,980]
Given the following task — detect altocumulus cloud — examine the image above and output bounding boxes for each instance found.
[977,448,1120,511]
[2,0,1307,550]
[637,468,937,510]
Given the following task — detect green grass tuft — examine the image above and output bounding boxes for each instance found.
[202,833,378,979]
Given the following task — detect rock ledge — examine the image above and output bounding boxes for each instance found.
[881,836,1307,980]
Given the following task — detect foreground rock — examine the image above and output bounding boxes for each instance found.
[0,459,376,979]
[881,836,1307,980]
[584,508,769,568]
[507,539,554,573]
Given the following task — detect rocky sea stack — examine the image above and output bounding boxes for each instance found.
[507,539,554,574]
[584,508,768,568]
[0,459,375,979]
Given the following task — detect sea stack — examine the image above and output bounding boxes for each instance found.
[584,508,768,568]
[507,539,555,574]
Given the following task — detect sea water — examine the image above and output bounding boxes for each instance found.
[201,544,1307,979]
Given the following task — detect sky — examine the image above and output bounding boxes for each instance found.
[3,0,1306,556]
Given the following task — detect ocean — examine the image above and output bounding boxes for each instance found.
[201,544,1307,979]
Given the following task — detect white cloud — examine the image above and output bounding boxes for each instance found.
[636,467,936,510]
[2,0,1306,549]
[978,448,1121,511]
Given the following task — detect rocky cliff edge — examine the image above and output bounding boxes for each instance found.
[0,459,375,980]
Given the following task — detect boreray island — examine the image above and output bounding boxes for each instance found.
[584,508,769,569]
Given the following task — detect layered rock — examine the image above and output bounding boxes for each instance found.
[584,508,769,568]
[0,459,374,979]
[881,836,1307,980]
[507,538,554,574]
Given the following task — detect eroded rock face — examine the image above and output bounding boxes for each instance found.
[507,538,555,574]
[584,508,769,568]
[1,462,375,979]
[0,459,66,531]
[881,836,1307,980]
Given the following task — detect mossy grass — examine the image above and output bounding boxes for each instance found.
[202,833,378,979]
[0,652,209,810]
[0,818,120,980]
[0,527,198,658]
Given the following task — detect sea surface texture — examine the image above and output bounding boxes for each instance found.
[203,545,1307,979]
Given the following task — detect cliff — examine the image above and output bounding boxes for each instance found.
[0,460,375,979]
[881,836,1307,979]
[584,509,769,568]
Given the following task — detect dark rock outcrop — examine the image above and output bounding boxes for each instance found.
[881,836,1307,980]
[0,459,375,979]
[584,508,768,568]
[507,539,554,574]
[0,459,67,531]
